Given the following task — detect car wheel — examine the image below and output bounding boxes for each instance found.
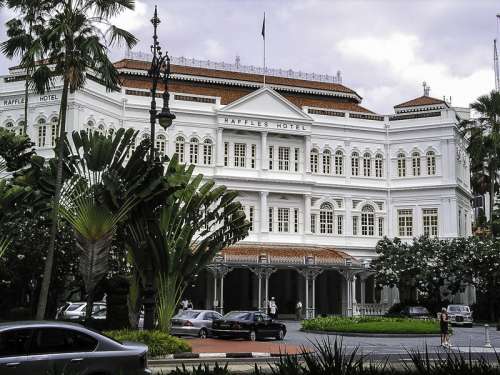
[199,328,208,339]
[276,329,285,341]
[249,330,257,341]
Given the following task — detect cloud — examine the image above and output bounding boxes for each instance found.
[111,0,149,32]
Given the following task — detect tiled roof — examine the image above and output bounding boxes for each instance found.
[221,244,354,261]
[114,59,359,97]
[394,95,447,108]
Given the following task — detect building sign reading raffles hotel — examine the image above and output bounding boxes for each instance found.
[0,55,475,317]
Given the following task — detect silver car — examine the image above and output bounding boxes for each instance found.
[170,310,223,338]
[0,321,151,375]
[447,304,473,327]
[56,302,106,321]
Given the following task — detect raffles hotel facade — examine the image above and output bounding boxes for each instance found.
[0,54,474,318]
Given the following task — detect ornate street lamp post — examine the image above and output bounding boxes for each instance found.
[143,5,176,331]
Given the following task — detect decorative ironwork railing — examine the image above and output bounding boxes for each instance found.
[124,51,342,84]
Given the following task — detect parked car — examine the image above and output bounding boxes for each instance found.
[56,302,106,321]
[211,311,286,341]
[398,306,432,319]
[171,310,223,338]
[447,304,473,327]
[0,321,150,375]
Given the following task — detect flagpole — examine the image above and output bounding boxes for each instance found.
[262,12,266,86]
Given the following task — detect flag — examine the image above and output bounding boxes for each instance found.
[261,13,265,39]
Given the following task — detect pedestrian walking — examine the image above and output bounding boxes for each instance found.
[181,298,189,311]
[295,301,303,320]
[439,307,450,347]
[269,297,278,319]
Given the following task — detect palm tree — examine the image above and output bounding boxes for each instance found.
[0,238,10,258]
[1,0,53,135]
[462,91,500,222]
[35,0,137,320]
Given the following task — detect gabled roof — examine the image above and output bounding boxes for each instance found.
[394,95,448,109]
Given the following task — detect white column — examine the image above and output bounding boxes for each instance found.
[265,274,270,312]
[346,277,353,317]
[260,191,268,233]
[257,274,262,311]
[352,276,357,304]
[261,131,268,170]
[216,127,224,166]
[213,274,218,310]
[312,277,316,318]
[304,135,311,173]
[305,277,309,319]
[220,276,224,314]
[360,277,366,316]
[304,194,311,234]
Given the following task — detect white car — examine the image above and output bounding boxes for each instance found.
[447,304,473,327]
[56,302,106,321]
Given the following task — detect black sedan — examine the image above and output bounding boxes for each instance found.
[211,311,286,341]
[398,306,432,319]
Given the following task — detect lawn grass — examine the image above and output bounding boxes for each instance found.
[302,316,441,334]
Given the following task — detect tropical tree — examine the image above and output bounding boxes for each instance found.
[35,0,138,320]
[149,162,250,332]
[461,91,500,222]
[0,238,10,258]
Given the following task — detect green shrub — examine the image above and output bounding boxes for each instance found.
[302,316,440,334]
[170,363,230,375]
[104,329,191,357]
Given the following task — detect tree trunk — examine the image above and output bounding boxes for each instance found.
[36,76,69,320]
[490,166,495,226]
[85,288,94,324]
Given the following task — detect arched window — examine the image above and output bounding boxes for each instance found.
[189,137,199,164]
[412,152,421,176]
[319,202,334,234]
[363,152,371,176]
[310,149,319,173]
[335,150,344,175]
[156,134,166,158]
[17,121,25,136]
[426,151,436,175]
[50,117,59,146]
[361,205,375,236]
[175,136,185,163]
[96,124,106,136]
[37,118,47,147]
[375,153,383,178]
[323,149,331,174]
[86,120,95,132]
[203,139,213,165]
[397,152,406,177]
[4,121,15,133]
[351,152,359,176]
[108,128,115,136]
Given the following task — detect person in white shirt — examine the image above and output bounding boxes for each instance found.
[268,297,278,319]
[295,301,303,320]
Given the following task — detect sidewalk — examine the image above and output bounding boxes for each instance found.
[189,338,304,355]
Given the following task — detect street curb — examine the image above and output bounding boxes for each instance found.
[301,329,441,337]
[156,352,276,360]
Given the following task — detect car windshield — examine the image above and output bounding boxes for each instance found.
[448,305,469,312]
[66,303,85,311]
[223,312,251,320]
[175,311,200,319]
[411,307,429,314]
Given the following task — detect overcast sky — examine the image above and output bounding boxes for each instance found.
[1,0,499,114]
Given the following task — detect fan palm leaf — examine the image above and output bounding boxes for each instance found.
[0,237,10,258]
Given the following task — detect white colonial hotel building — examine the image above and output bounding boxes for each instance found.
[0,54,473,318]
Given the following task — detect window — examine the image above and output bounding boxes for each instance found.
[268,146,274,170]
[398,209,413,237]
[189,138,199,164]
[278,146,290,171]
[108,128,115,136]
[37,119,47,147]
[353,216,358,235]
[351,152,359,176]
[234,143,246,167]
[30,328,97,355]
[175,136,185,162]
[96,124,105,136]
[294,208,299,233]
[203,139,213,165]
[4,121,15,133]
[412,152,421,176]
[277,208,290,232]
[156,134,166,158]
[319,202,334,234]
[0,328,32,357]
[378,217,384,236]
[335,150,344,175]
[397,153,406,177]
[426,151,436,175]
[248,206,255,231]
[251,144,257,169]
[363,153,371,176]
[361,205,375,236]
[323,150,331,174]
[224,142,229,166]
[268,207,274,232]
[337,215,343,235]
[86,120,95,131]
[294,148,300,172]
[423,208,438,236]
[375,154,383,178]
[50,117,59,146]
[310,149,319,173]
[310,214,317,233]
[17,121,25,135]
